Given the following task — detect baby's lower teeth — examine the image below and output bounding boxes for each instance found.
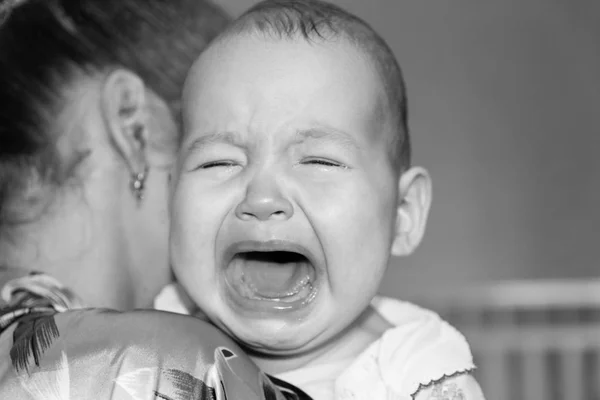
[296,281,313,300]
[242,273,312,301]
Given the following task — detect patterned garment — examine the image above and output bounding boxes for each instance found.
[0,268,83,333]
[0,267,312,400]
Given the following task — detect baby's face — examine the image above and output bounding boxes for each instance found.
[171,35,399,355]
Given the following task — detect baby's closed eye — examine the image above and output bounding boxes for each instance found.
[199,160,240,169]
[300,157,348,168]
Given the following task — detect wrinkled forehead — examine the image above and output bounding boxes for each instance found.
[181,34,392,146]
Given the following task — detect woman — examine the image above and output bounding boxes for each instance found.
[0,3,316,398]
[0,2,312,398]
[0,0,229,310]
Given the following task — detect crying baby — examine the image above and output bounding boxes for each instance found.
[160,1,485,399]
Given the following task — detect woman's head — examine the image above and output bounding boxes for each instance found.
[0,0,230,309]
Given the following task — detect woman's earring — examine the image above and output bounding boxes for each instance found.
[130,166,149,204]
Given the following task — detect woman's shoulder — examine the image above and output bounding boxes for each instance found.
[0,268,311,400]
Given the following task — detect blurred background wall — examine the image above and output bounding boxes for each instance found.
[213,0,600,296]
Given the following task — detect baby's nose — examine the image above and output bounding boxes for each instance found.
[235,178,293,222]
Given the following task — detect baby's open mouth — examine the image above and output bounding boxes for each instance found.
[225,251,317,304]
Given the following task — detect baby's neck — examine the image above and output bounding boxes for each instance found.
[248,304,393,376]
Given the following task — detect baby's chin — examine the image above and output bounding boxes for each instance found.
[216,313,330,357]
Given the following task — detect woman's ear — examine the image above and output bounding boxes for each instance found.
[100,69,148,175]
[391,166,433,257]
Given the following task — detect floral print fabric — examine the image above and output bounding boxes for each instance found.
[0,267,311,400]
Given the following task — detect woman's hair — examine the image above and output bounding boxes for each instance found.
[0,0,229,231]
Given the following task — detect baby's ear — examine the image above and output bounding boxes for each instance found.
[391,166,432,257]
[100,69,148,175]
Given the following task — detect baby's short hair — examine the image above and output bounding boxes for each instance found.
[219,0,410,171]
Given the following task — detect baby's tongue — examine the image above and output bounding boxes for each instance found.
[231,252,310,299]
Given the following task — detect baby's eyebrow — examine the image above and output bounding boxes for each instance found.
[184,131,246,155]
[183,127,360,156]
[293,127,360,150]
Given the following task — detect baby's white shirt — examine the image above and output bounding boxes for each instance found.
[154,285,476,399]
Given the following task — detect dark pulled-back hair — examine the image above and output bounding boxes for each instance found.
[0,0,229,229]
[223,0,410,171]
